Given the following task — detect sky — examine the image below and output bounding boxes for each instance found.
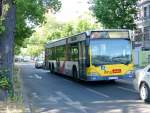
[55,0,90,22]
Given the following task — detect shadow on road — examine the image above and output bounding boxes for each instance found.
[46,71,131,87]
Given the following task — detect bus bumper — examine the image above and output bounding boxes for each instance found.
[85,74,134,81]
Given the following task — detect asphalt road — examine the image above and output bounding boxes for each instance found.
[19,63,150,113]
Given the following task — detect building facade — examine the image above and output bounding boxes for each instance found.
[135,0,150,49]
[133,0,150,67]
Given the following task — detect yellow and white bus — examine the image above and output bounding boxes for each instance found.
[45,29,134,81]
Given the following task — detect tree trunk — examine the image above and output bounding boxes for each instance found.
[0,0,16,80]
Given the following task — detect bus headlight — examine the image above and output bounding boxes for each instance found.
[127,71,134,75]
[127,71,135,77]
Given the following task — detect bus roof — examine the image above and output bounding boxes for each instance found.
[45,29,131,48]
[90,29,130,32]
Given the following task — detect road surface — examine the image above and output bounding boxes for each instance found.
[19,63,150,113]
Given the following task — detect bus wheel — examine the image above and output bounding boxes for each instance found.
[73,68,79,81]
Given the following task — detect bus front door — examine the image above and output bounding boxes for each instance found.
[79,42,86,79]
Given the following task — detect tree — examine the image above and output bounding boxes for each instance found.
[0,0,16,78]
[91,0,137,29]
[23,12,101,57]
[0,0,61,79]
[15,0,62,54]
[76,19,100,32]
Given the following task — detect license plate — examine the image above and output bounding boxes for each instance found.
[112,69,121,73]
[108,77,118,80]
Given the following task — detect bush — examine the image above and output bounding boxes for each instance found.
[0,69,10,90]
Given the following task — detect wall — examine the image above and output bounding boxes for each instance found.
[139,50,150,67]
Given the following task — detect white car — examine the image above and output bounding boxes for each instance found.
[133,65,150,102]
[35,60,44,68]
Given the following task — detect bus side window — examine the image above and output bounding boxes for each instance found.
[70,43,79,61]
[65,45,68,61]
[52,47,56,60]
[48,49,52,59]
[59,46,65,61]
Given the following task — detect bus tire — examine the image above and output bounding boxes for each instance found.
[72,67,79,81]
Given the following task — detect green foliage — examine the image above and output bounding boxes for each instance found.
[48,30,62,40]
[91,0,138,29]
[0,69,10,90]
[22,13,101,57]
[76,19,99,32]
[0,18,5,33]
[0,69,14,99]
[62,23,74,36]
[76,20,90,32]
[0,76,9,89]
[14,0,62,54]
[0,3,10,34]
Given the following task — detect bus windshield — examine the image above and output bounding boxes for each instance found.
[90,39,132,66]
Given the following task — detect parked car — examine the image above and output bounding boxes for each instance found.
[35,59,44,68]
[133,65,150,102]
[23,56,31,62]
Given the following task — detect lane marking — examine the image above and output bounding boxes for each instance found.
[48,96,62,103]
[92,100,142,104]
[117,86,137,93]
[32,92,39,98]
[28,75,34,78]
[56,91,87,113]
[56,91,72,102]
[85,88,109,98]
[34,74,42,79]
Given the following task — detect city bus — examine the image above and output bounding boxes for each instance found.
[45,29,134,81]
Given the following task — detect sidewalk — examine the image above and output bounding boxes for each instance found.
[0,65,24,113]
[0,93,23,113]
[0,90,7,113]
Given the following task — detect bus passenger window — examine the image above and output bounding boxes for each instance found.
[70,44,79,61]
